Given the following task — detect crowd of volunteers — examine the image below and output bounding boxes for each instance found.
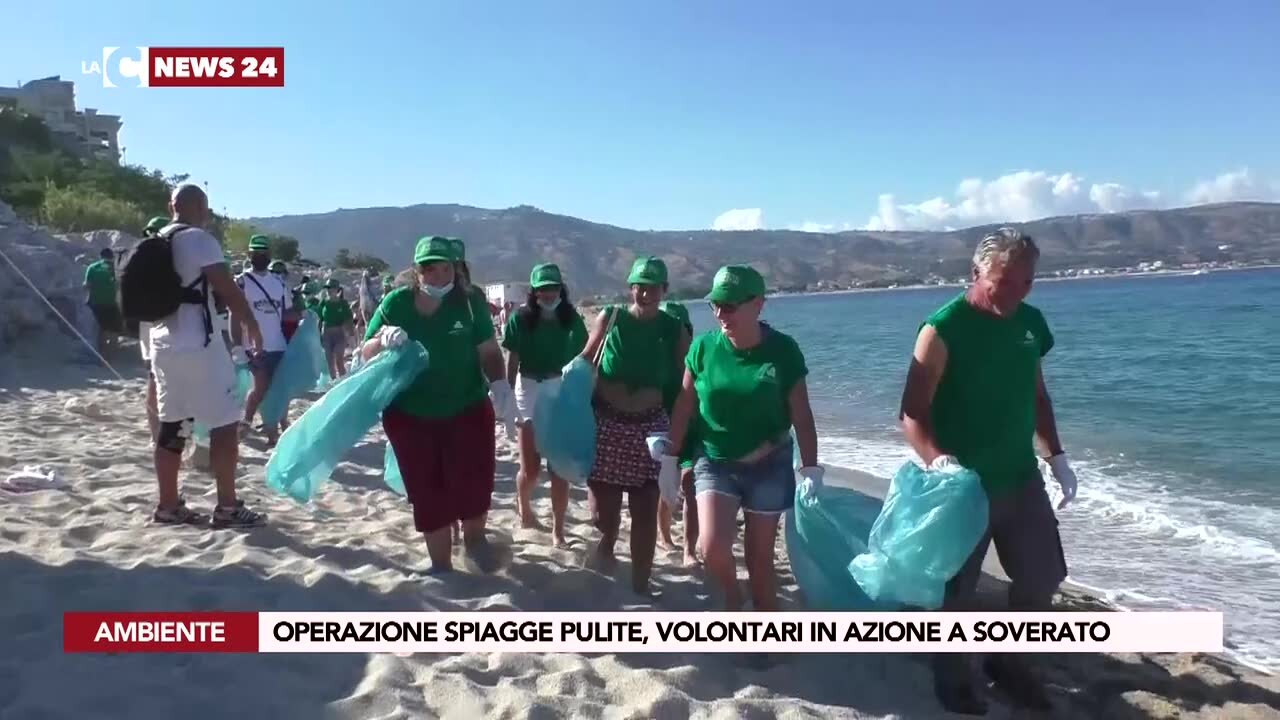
[100,183,1079,715]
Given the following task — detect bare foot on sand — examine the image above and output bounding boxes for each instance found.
[551,532,568,549]
[590,541,617,573]
[463,536,499,574]
[682,552,700,568]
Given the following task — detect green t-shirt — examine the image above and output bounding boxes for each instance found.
[685,324,807,461]
[598,306,684,392]
[317,298,353,329]
[365,287,496,418]
[924,294,1054,495]
[501,307,588,378]
[84,260,116,306]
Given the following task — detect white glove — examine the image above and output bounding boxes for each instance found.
[1047,453,1078,509]
[798,465,825,494]
[927,454,962,472]
[646,433,675,462]
[489,379,519,424]
[657,455,681,506]
[378,326,407,348]
[230,346,249,365]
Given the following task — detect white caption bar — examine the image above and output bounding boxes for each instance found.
[256,611,1223,654]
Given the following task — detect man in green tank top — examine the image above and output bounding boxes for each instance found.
[899,228,1079,715]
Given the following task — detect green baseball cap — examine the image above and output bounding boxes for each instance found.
[447,237,466,262]
[706,265,766,305]
[268,260,286,273]
[304,281,320,295]
[414,235,454,265]
[661,300,690,327]
[627,256,668,286]
[324,277,341,289]
[248,235,271,252]
[530,263,563,289]
[145,216,168,234]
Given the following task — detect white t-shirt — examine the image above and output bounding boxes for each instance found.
[147,225,224,353]
[139,321,152,361]
[236,270,288,352]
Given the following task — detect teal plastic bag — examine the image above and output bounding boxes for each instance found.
[265,341,429,503]
[531,357,595,485]
[785,479,896,610]
[382,442,406,496]
[848,461,989,609]
[193,363,253,442]
[258,310,325,426]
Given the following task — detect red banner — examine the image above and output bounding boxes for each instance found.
[147,47,284,87]
[63,612,259,653]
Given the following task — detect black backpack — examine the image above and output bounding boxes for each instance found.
[116,223,207,323]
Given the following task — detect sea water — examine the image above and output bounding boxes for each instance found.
[686,268,1280,671]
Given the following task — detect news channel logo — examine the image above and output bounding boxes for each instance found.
[81,47,149,88]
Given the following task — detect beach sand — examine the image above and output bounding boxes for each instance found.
[2,347,1278,720]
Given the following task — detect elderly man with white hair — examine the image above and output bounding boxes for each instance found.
[898,227,1078,715]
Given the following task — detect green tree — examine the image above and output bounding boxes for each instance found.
[40,182,146,233]
[270,235,300,262]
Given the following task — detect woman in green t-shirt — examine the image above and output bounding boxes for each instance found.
[317,278,355,379]
[502,263,589,546]
[579,256,690,595]
[664,265,823,611]
[359,236,518,574]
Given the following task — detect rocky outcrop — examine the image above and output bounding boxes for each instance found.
[0,200,136,358]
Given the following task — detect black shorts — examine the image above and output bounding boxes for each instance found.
[89,303,123,334]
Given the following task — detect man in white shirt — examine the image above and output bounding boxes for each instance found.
[234,235,291,444]
[149,184,267,529]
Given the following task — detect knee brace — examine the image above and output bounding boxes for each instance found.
[156,419,193,454]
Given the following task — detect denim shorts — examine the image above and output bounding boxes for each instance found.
[250,350,285,377]
[693,439,796,514]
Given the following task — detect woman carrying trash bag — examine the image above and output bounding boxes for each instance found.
[318,278,355,379]
[662,265,822,610]
[359,236,519,574]
[502,263,588,546]
[579,256,690,595]
[658,300,702,567]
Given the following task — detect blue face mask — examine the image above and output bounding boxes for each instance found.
[538,297,562,311]
[422,282,453,299]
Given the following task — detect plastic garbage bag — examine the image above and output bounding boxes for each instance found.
[848,460,989,609]
[785,478,893,610]
[258,310,325,426]
[193,362,253,442]
[383,441,406,496]
[531,357,596,485]
[265,340,428,503]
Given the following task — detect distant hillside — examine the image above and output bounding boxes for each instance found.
[249,202,1280,297]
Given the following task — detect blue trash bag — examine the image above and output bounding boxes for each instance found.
[848,461,989,609]
[382,441,406,496]
[785,478,897,610]
[531,356,596,485]
[265,341,429,503]
[258,310,325,426]
[193,363,254,442]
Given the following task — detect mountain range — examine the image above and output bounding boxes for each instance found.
[249,201,1280,298]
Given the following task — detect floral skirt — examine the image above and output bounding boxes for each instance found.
[586,400,668,489]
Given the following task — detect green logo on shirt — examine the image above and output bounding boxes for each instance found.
[1022,329,1036,346]
[757,363,778,382]
[450,320,466,335]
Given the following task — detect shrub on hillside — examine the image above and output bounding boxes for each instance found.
[40,182,146,233]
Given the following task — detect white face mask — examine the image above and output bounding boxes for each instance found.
[537,297,562,312]
[422,282,453,299]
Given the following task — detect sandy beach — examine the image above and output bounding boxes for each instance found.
[2,345,1278,720]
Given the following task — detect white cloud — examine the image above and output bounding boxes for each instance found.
[712,208,765,231]
[862,170,1165,232]
[789,220,855,233]
[1187,168,1280,205]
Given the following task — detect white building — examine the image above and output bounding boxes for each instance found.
[0,76,122,163]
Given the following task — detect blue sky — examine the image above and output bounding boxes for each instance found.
[5,0,1279,231]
